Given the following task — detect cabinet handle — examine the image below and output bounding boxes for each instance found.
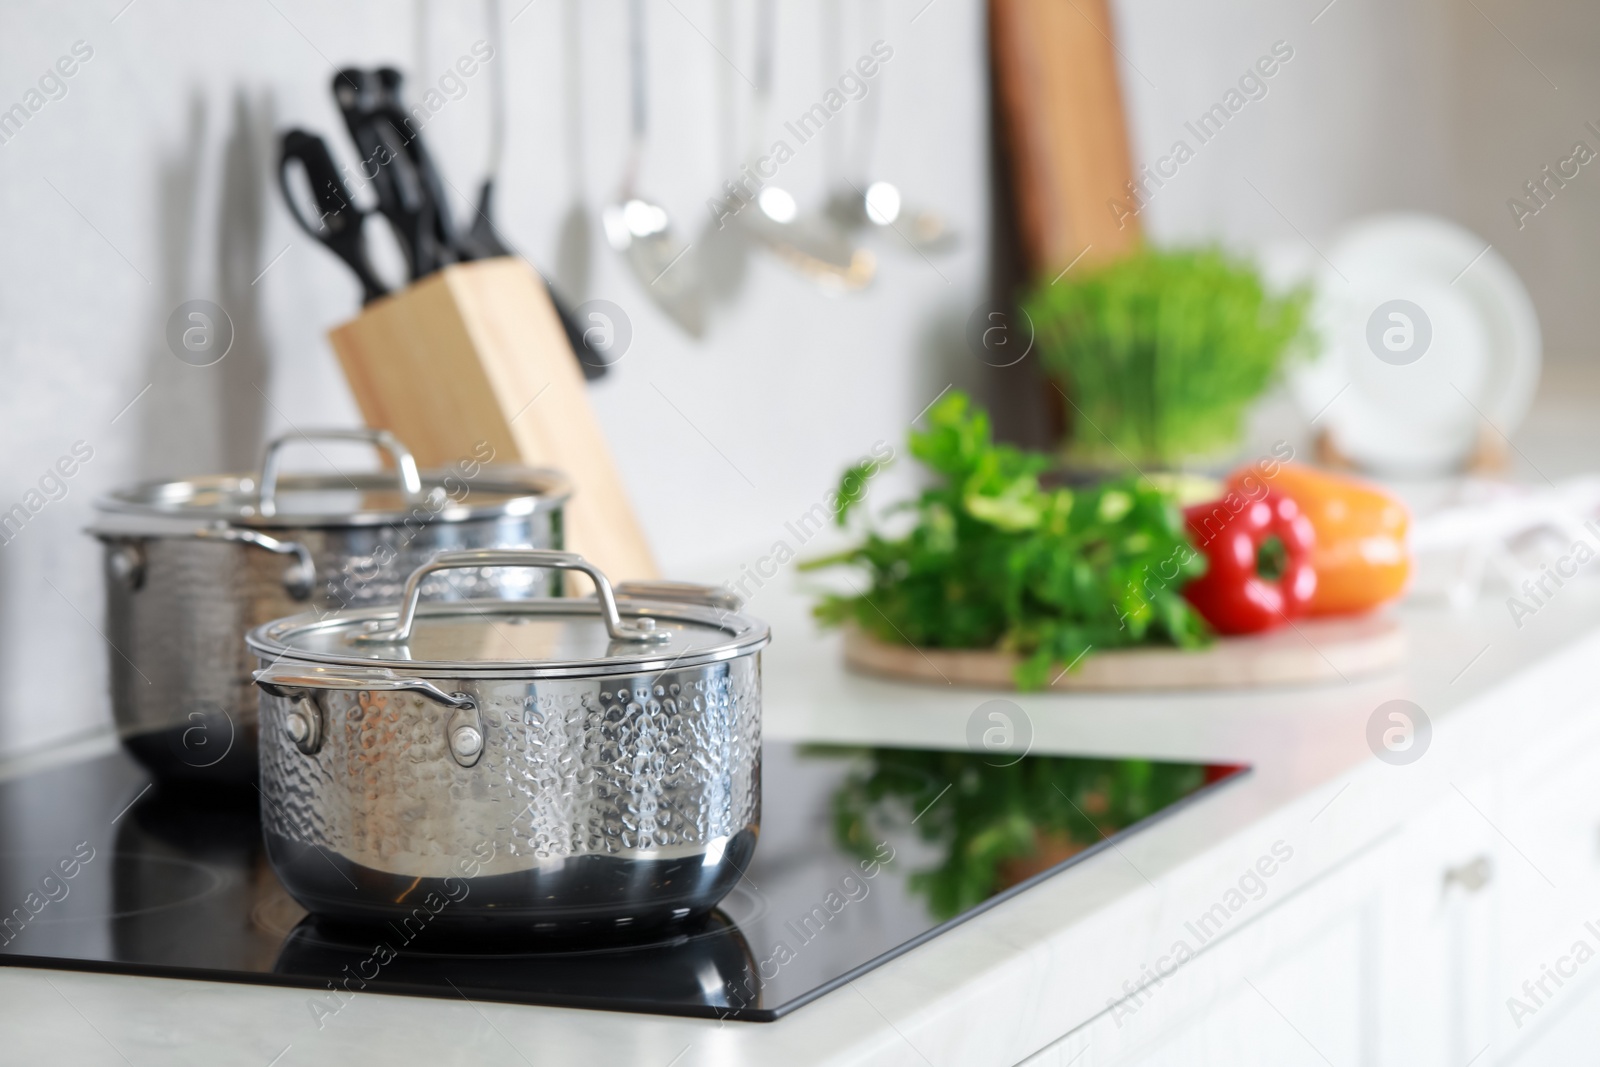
[1442,855,1493,894]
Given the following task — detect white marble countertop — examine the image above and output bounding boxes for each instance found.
[4,549,1598,1066]
[8,362,1600,1064]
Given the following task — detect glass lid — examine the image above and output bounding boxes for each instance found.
[251,600,766,675]
[247,550,769,677]
[94,429,569,528]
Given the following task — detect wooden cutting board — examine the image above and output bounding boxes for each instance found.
[990,0,1142,275]
[842,615,1406,691]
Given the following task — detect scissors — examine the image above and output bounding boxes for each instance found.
[276,72,453,296]
[276,129,389,304]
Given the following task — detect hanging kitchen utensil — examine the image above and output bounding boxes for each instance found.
[411,5,604,377]
[422,6,606,379]
[825,179,957,254]
[548,1,607,377]
[696,0,751,306]
[450,0,512,262]
[554,0,593,303]
[89,429,571,790]
[735,0,873,293]
[603,0,706,336]
[276,129,390,304]
[821,0,956,256]
[249,549,768,936]
[821,1,955,256]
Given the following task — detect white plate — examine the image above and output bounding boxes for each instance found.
[1285,214,1541,474]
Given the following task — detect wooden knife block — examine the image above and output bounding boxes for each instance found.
[328,256,658,581]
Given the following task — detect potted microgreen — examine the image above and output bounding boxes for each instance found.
[1025,247,1312,470]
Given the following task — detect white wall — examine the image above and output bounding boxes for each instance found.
[1115,0,1455,244]
[0,0,989,755]
[1114,0,1600,358]
[0,0,1593,756]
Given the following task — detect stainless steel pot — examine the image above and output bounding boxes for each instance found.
[247,550,769,939]
[91,430,569,789]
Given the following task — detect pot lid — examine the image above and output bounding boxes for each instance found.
[246,550,768,678]
[247,597,769,678]
[97,469,568,529]
[94,430,568,529]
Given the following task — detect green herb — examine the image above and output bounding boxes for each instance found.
[821,746,1209,919]
[802,391,1209,690]
[1027,246,1312,468]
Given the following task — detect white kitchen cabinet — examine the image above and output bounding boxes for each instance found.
[1021,711,1600,1067]
[1484,707,1600,1057]
[1122,909,1371,1067]
[1020,833,1394,1066]
[1505,977,1600,1064]
[1367,786,1499,1066]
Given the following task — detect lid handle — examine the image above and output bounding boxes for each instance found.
[354,549,673,645]
[615,580,743,613]
[257,429,423,518]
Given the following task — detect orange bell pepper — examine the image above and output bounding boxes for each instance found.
[1228,463,1410,616]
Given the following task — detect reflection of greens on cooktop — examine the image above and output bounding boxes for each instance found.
[814,746,1215,919]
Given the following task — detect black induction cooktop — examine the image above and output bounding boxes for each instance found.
[0,741,1244,1022]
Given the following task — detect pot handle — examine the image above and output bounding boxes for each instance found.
[355,549,673,645]
[91,524,316,600]
[192,525,317,600]
[253,662,475,710]
[257,428,422,518]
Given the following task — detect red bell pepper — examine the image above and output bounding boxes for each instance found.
[1182,492,1316,635]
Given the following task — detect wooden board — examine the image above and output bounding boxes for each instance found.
[990,0,1142,276]
[328,257,658,581]
[843,615,1407,691]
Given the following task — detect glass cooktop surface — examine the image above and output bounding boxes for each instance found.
[0,742,1244,1021]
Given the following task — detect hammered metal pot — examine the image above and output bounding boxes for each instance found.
[91,430,569,790]
[247,550,768,939]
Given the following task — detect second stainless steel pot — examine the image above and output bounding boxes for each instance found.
[91,430,569,789]
[247,550,769,939]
